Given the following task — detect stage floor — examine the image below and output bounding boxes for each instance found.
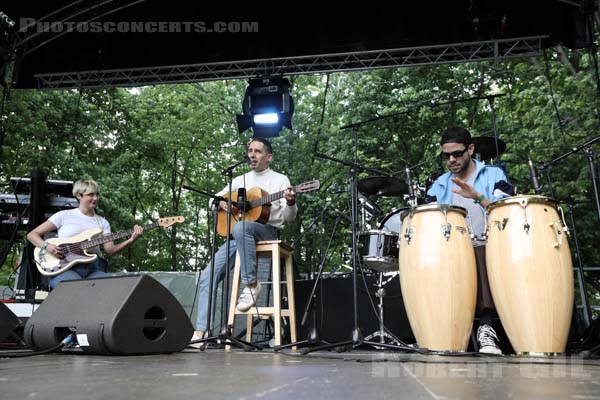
[2,347,600,400]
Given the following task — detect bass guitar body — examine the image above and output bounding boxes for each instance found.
[35,228,103,276]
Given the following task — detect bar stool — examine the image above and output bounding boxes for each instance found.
[226,240,297,350]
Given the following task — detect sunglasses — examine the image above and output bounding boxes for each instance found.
[441,148,469,160]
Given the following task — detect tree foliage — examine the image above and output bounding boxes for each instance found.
[1,46,599,308]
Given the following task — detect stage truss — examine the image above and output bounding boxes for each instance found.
[31,35,547,90]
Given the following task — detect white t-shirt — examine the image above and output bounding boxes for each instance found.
[48,208,111,239]
[218,168,298,228]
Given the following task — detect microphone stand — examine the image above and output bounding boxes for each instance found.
[542,136,600,223]
[300,151,412,354]
[274,212,343,351]
[187,157,259,351]
[182,185,225,343]
[538,136,600,329]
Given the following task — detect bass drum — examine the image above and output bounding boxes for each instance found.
[378,207,410,233]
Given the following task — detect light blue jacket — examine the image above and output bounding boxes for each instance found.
[426,159,514,204]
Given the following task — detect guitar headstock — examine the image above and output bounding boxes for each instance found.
[157,216,185,227]
[296,180,321,193]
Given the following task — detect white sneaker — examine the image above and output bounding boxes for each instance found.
[477,324,502,355]
[236,282,262,312]
[189,332,202,349]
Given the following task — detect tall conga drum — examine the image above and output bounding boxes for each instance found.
[486,195,573,355]
[399,204,476,352]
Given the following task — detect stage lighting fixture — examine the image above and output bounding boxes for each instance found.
[236,77,294,138]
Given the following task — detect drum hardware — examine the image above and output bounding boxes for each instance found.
[557,206,570,237]
[364,272,403,347]
[491,218,509,231]
[403,226,414,244]
[550,221,564,247]
[441,223,452,240]
[465,215,476,241]
[440,204,451,240]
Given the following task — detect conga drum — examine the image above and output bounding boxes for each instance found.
[399,204,477,352]
[486,195,573,355]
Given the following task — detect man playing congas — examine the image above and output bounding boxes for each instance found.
[426,127,515,354]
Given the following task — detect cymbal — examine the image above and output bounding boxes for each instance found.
[358,176,408,196]
[472,136,507,160]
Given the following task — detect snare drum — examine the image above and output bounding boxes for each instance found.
[486,195,573,355]
[399,204,477,352]
[358,230,399,272]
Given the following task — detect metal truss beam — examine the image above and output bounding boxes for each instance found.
[34,35,547,89]
[12,0,147,56]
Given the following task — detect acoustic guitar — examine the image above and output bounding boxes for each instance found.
[216,180,320,237]
[34,216,185,276]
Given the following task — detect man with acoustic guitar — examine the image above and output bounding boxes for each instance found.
[27,179,145,289]
[194,137,297,341]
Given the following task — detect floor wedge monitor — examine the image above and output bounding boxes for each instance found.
[25,275,193,355]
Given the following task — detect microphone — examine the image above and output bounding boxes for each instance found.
[528,155,541,194]
[243,154,251,164]
[236,188,248,213]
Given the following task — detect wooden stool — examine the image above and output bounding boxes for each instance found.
[226,240,297,350]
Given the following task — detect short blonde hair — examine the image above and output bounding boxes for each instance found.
[72,179,100,198]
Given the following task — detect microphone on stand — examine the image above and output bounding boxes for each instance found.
[528,155,542,194]
[236,187,248,214]
[405,167,417,207]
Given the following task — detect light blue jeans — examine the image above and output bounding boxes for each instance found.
[48,259,109,289]
[195,221,278,331]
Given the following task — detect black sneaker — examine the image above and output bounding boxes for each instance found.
[477,324,502,355]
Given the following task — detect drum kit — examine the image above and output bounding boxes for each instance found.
[353,137,576,355]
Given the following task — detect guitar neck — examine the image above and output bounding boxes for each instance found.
[249,184,300,208]
[81,221,157,249]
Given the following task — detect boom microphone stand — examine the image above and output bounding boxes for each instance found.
[301,152,412,354]
[542,136,600,223]
[538,136,600,328]
[274,211,343,351]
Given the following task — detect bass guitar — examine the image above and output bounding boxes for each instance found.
[34,216,185,276]
[216,180,320,237]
